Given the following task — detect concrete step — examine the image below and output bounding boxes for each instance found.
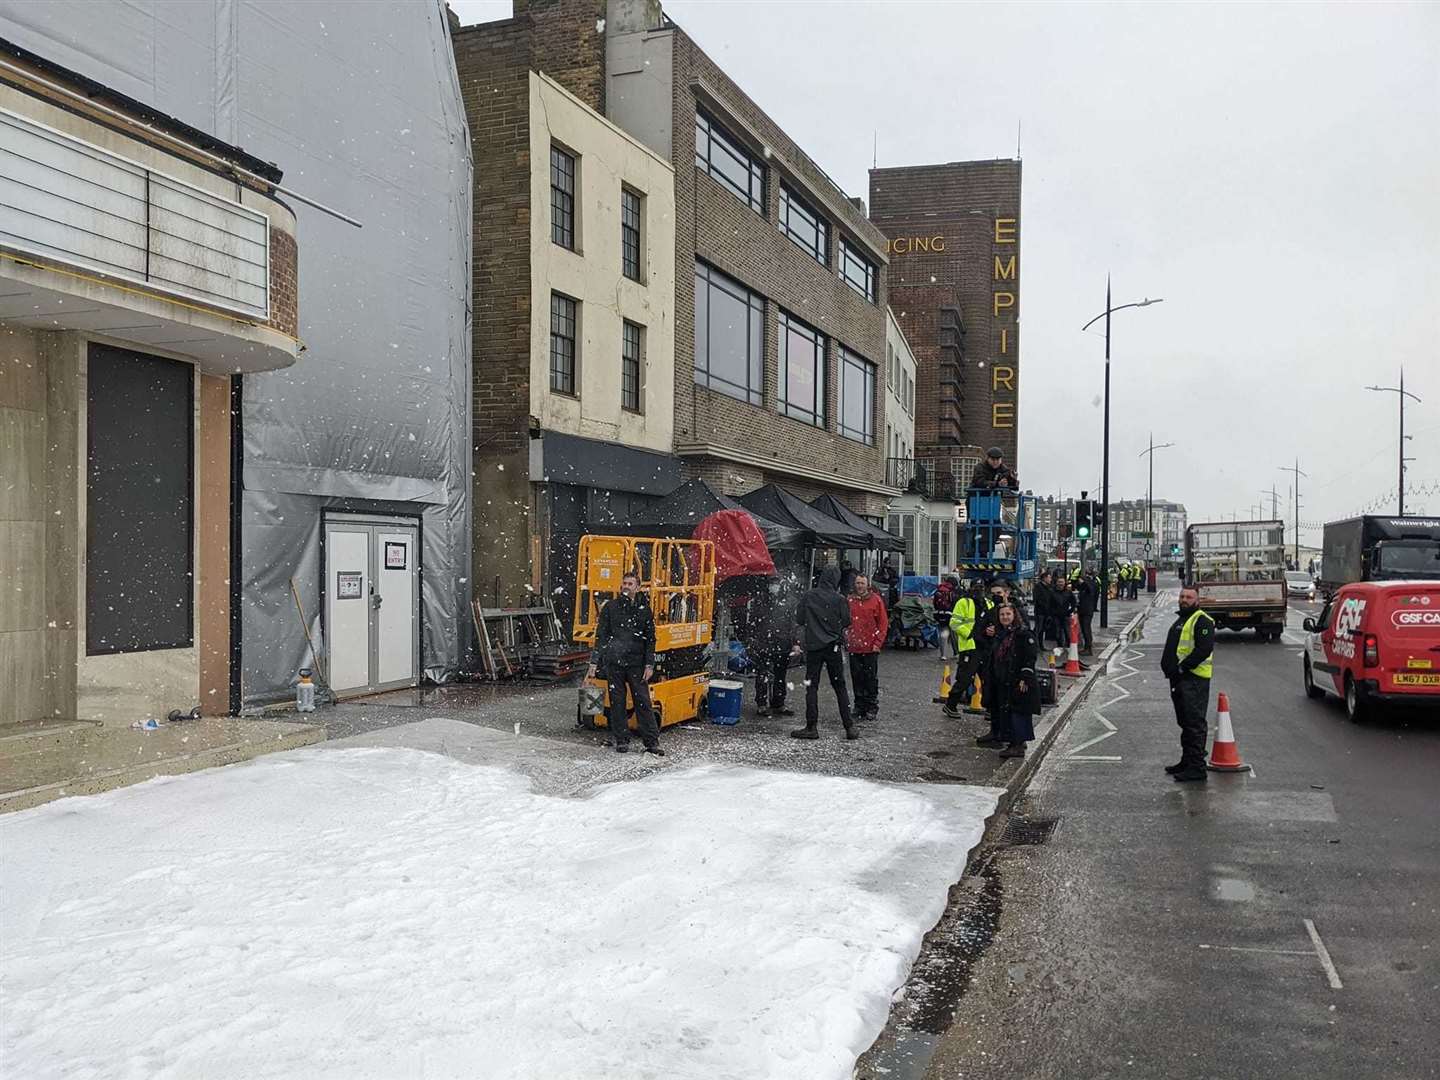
[0,717,325,814]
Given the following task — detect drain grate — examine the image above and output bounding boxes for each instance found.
[998,815,1061,846]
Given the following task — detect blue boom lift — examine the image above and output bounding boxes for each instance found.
[956,491,1039,589]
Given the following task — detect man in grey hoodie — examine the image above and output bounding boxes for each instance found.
[790,566,857,741]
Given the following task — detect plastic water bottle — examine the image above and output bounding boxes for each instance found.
[296,669,317,713]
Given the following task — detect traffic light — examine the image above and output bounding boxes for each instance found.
[1074,499,1093,540]
[1093,502,1108,533]
[1170,542,1181,557]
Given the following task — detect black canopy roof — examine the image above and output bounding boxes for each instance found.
[739,484,871,549]
[809,494,906,553]
[630,478,808,550]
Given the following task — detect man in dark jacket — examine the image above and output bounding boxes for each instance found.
[1033,572,1055,648]
[969,447,1018,491]
[1159,585,1215,782]
[789,566,856,741]
[1076,570,1100,654]
[587,570,662,755]
[1052,578,1077,650]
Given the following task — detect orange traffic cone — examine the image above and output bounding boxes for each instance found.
[933,659,954,704]
[1059,616,1082,677]
[965,674,984,713]
[1207,692,1251,773]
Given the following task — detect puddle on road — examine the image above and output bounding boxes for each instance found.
[1212,876,1256,902]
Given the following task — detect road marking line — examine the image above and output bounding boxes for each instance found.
[1198,945,1314,956]
[1067,728,1117,755]
[1065,755,1122,762]
[1304,918,1344,989]
[1064,646,1144,763]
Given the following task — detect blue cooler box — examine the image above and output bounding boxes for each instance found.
[707,679,744,725]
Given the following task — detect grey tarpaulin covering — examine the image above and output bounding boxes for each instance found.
[0,1,474,702]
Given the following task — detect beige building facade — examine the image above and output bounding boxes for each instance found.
[0,47,300,728]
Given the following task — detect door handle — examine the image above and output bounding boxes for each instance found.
[372,594,383,610]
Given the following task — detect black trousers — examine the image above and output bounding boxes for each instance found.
[805,644,853,726]
[849,651,880,716]
[1170,674,1210,769]
[945,649,984,709]
[1079,612,1095,652]
[606,663,659,749]
[754,648,789,710]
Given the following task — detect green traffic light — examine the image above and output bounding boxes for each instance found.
[1077,525,1091,539]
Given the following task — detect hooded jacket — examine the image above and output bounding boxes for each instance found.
[795,567,851,651]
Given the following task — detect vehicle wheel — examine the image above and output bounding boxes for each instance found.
[1343,674,1370,723]
[1303,659,1325,700]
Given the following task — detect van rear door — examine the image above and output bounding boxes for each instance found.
[1377,585,1440,694]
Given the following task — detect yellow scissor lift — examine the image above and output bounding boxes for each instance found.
[572,535,717,731]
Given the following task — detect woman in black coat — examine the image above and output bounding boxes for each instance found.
[982,602,1040,759]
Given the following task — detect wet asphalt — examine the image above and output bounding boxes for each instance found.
[904,593,1440,1080]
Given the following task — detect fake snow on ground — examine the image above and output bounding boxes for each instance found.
[2,748,999,1080]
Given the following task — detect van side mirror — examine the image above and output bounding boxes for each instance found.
[1302,617,1316,632]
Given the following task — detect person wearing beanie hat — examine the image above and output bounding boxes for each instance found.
[970,447,1018,492]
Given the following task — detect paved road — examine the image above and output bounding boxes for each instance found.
[918,592,1440,1080]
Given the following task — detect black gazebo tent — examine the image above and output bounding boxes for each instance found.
[809,493,905,553]
[630,478,808,550]
[738,484,871,549]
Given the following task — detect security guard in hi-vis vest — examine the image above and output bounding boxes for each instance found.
[1159,585,1215,782]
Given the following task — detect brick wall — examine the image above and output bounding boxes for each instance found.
[266,227,298,338]
[869,160,1022,471]
[668,29,890,501]
[453,18,538,601]
[518,0,607,112]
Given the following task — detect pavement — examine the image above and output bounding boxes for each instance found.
[889,592,1440,1080]
[315,594,1157,792]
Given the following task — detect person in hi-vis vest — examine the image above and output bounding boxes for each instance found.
[1159,585,1215,782]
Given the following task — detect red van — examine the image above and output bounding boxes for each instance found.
[1302,580,1440,720]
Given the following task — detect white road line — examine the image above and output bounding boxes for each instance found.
[1198,945,1314,956]
[1063,646,1143,763]
[1304,918,1344,989]
[1065,755,1123,762]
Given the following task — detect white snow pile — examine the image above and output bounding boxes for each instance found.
[1,748,999,1080]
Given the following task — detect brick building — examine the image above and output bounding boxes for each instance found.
[456,0,898,606]
[869,160,1023,478]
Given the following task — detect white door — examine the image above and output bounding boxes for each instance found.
[375,530,417,687]
[324,517,420,696]
[326,526,371,695]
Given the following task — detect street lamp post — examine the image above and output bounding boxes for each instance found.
[1139,432,1175,541]
[1365,368,1422,515]
[1081,284,1163,628]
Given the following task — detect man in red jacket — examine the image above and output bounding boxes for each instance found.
[846,574,889,723]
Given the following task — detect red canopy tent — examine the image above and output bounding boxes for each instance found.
[692,509,775,583]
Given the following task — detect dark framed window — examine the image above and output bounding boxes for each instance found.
[779,184,828,265]
[621,188,642,281]
[694,110,765,213]
[838,345,876,445]
[694,261,764,405]
[779,310,826,428]
[840,239,877,303]
[622,320,644,413]
[86,343,194,654]
[551,144,576,250]
[550,292,578,394]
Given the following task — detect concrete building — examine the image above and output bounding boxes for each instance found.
[452,21,679,606]
[454,0,898,608]
[0,42,299,727]
[2,2,476,708]
[1102,498,1188,564]
[869,159,1022,474]
[606,3,896,518]
[884,308,916,475]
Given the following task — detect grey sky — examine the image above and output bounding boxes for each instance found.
[452,0,1440,535]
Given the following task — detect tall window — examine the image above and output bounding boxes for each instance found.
[887,343,895,389]
[621,188,642,281]
[838,346,875,445]
[694,261,764,404]
[551,145,576,250]
[549,292,577,394]
[695,110,765,213]
[779,310,826,428]
[621,320,643,413]
[840,239,877,302]
[86,344,193,654]
[779,183,827,264]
